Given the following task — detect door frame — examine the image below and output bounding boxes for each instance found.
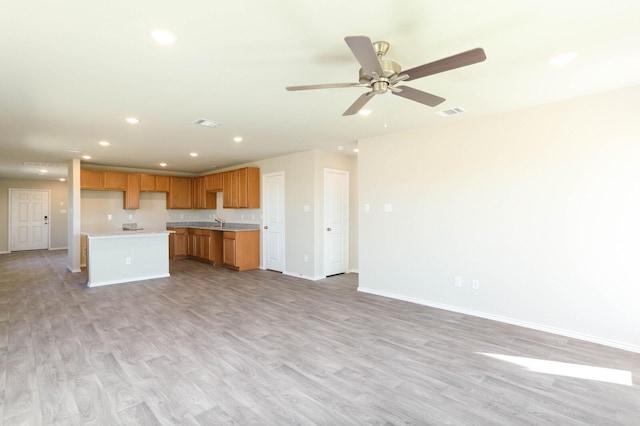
[8,188,52,252]
[323,168,349,277]
[261,171,285,272]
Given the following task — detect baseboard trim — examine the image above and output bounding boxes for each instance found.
[49,247,68,251]
[88,273,170,288]
[348,268,359,274]
[0,251,10,255]
[358,287,640,354]
[283,271,324,281]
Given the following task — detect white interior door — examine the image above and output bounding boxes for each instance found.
[10,189,50,251]
[324,168,349,276]
[262,172,285,272]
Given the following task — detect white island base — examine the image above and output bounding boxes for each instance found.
[86,231,172,287]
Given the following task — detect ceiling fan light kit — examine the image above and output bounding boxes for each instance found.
[286,35,486,116]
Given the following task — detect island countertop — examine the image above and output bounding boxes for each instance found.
[83,230,174,238]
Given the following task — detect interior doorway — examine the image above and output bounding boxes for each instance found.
[262,172,285,272]
[323,168,349,276]
[9,188,50,251]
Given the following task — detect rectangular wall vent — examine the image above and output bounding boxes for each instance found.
[193,118,222,127]
[24,162,67,168]
[436,107,466,117]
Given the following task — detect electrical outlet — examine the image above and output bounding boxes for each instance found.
[472,280,480,290]
[454,276,462,287]
[303,254,309,262]
[128,214,133,219]
[125,257,132,265]
[107,214,112,220]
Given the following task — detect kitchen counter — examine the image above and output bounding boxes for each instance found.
[84,230,172,287]
[166,222,260,232]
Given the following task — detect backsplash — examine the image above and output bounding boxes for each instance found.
[81,190,261,233]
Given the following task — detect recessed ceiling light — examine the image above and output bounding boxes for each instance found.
[98,140,110,146]
[82,155,92,160]
[337,146,344,151]
[190,152,198,157]
[66,148,84,153]
[160,162,167,167]
[150,28,176,45]
[40,169,48,173]
[125,117,140,124]
[233,136,243,143]
[548,52,578,67]
[353,148,359,153]
[359,109,372,116]
[59,178,67,182]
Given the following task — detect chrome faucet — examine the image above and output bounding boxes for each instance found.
[214,218,223,227]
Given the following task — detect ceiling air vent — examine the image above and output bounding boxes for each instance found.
[436,107,466,117]
[193,118,222,127]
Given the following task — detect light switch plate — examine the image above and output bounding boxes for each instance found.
[384,203,393,212]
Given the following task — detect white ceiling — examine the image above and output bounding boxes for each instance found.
[2,1,640,181]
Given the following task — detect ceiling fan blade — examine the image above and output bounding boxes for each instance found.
[403,48,486,81]
[343,92,375,116]
[393,86,445,107]
[286,83,363,91]
[344,36,384,77]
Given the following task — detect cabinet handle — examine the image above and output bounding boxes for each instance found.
[326,227,331,231]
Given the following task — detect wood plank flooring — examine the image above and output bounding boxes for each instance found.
[0,250,639,425]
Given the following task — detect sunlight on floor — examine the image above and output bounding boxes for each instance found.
[478,352,633,386]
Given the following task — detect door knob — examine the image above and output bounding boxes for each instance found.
[264,226,268,230]
[327,227,332,231]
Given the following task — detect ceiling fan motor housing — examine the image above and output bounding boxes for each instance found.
[358,59,401,89]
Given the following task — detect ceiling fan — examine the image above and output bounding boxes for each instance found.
[286,36,486,116]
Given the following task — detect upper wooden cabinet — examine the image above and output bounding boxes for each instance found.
[140,174,170,192]
[123,174,140,210]
[205,173,223,192]
[103,171,127,190]
[80,169,102,190]
[192,176,217,209]
[80,169,126,191]
[167,176,192,209]
[223,167,260,208]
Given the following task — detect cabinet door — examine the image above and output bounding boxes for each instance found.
[155,176,170,192]
[103,171,127,190]
[223,170,239,208]
[202,232,212,262]
[205,173,223,192]
[167,177,192,209]
[168,228,188,259]
[175,232,188,257]
[80,169,102,189]
[238,168,248,208]
[123,174,140,210]
[223,234,237,266]
[140,174,156,191]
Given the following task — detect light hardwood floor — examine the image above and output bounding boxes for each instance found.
[0,250,638,425]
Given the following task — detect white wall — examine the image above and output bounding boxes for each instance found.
[250,149,358,279]
[0,178,69,252]
[358,85,640,352]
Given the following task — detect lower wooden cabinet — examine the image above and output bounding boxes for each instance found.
[168,228,188,259]
[168,228,258,270]
[222,230,260,271]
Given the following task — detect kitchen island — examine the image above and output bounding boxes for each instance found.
[84,230,173,287]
